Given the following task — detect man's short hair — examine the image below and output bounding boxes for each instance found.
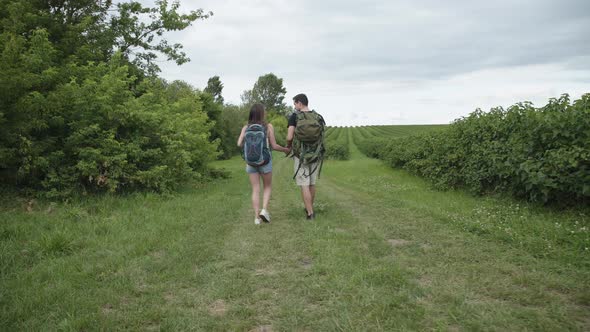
[293,93,308,106]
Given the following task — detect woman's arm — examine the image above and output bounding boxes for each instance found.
[267,124,289,153]
[237,126,247,147]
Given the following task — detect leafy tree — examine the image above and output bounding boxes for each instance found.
[266,112,288,146]
[240,89,254,107]
[160,79,231,160]
[204,75,224,104]
[111,0,212,75]
[199,91,224,145]
[0,0,217,196]
[242,73,288,115]
[0,0,211,75]
[218,104,247,159]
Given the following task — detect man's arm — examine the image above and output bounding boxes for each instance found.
[286,125,295,146]
[286,112,296,148]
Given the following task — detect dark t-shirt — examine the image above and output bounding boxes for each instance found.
[288,112,297,127]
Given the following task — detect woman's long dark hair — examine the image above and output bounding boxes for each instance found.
[248,103,266,125]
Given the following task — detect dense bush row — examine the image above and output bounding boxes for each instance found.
[356,137,390,159]
[324,127,350,160]
[357,94,590,205]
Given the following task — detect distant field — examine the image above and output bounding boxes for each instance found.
[324,125,447,160]
[326,124,446,139]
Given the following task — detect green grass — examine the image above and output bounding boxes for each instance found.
[1,127,589,331]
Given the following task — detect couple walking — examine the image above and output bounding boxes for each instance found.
[237,94,326,225]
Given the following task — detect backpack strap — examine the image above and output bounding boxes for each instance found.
[311,110,325,125]
[305,126,325,178]
[292,143,305,180]
[263,124,269,150]
[317,159,324,179]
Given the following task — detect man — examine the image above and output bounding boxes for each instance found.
[286,93,326,220]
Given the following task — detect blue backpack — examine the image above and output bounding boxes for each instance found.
[243,124,271,166]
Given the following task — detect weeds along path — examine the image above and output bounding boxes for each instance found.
[206,129,589,330]
[0,159,258,330]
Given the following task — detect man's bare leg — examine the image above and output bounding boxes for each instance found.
[300,185,314,216]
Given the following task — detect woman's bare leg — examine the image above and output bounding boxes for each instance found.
[249,173,261,218]
[261,172,273,211]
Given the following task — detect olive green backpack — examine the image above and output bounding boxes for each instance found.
[289,110,326,179]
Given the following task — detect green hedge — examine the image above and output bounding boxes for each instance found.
[358,94,590,205]
[324,128,350,160]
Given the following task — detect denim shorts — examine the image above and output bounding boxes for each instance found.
[246,160,273,174]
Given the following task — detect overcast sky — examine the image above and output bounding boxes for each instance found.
[150,0,589,126]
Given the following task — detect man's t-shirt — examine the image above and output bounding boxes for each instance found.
[288,112,297,127]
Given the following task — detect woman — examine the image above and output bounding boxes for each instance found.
[237,104,290,225]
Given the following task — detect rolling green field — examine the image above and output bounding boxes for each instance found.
[1,126,589,331]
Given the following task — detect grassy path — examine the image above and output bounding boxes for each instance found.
[1,135,589,330]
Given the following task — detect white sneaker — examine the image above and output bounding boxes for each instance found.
[254,218,261,225]
[259,209,271,223]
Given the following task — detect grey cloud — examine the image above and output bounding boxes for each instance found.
[151,0,588,124]
[295,0,590,81]
[161,0,590,85]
